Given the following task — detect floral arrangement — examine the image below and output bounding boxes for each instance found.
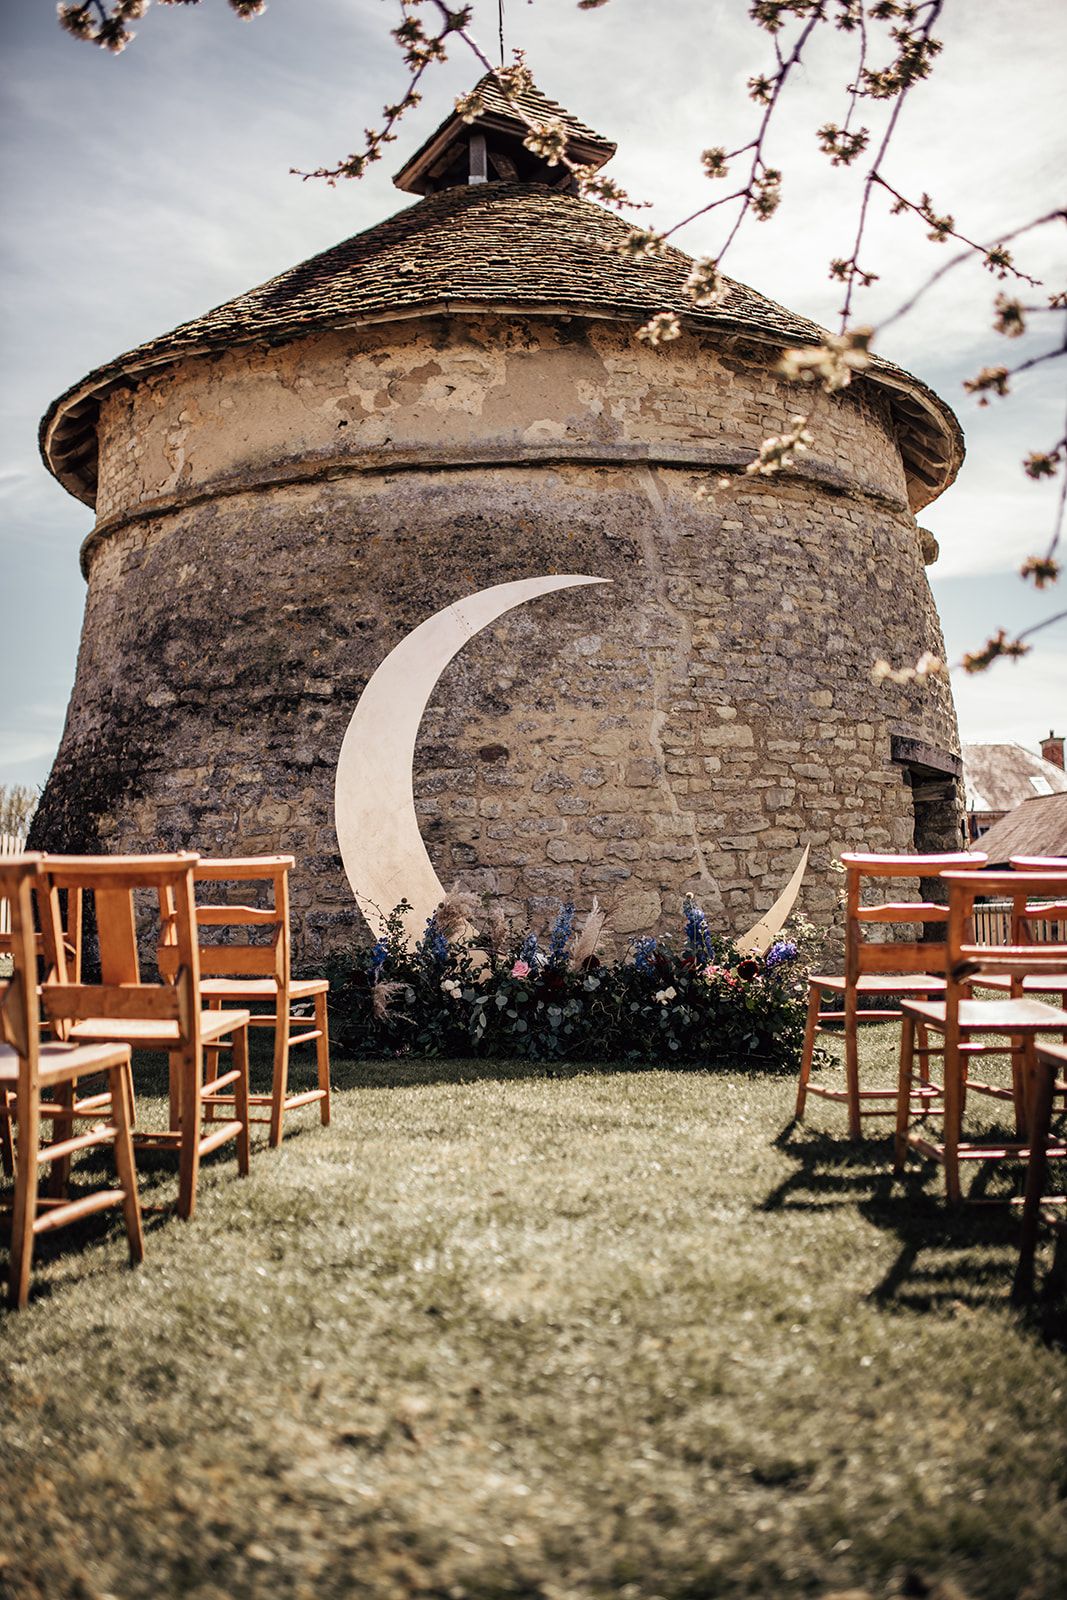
[324,890,817,1070]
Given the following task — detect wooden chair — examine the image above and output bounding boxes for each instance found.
[978,855,1067,1011]
[895,867,1067,1203]
[194,857,330,1147]
[39,854,252,1222]
[0,881,82,1177]
[1,855,142,1310]
[1012,1037,1067,1302]
[795,852,982,1138]
[959,856,1067,1117]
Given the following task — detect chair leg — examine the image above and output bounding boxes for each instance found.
[109,1062,144,1267]
[168,1054,182,1134]
[46,1080,76,1201]
[1012,1050,1056,1304]
[916,1023,931,1089]
[1010,1036,1028,1140]
[8,1092,40,1311]
[234,1026,251,1177]
[314,991,331,1127]
[894,1015,915,1173]
[942,1028,962,1205]
[269,1000,290,1149]
[844,989,861,1140]
[177,1047,201,1223]
[0,1088,14,1179]
[204,997,223,1123]
[794,985,820,1121]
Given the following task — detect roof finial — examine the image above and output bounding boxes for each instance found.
[498,0,505,67]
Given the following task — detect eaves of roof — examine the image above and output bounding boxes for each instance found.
[40,182,964,516]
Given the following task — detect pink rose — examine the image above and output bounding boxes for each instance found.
[511,960,530,979]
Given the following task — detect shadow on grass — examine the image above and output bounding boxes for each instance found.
[764,1118,1067,1343]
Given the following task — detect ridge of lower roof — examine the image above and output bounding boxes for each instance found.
[40,181,963,513]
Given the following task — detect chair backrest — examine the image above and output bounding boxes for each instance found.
[1008,856,1067,946]
[0,878,81,983]
[940,868,1067,991]
[192,856,295,993]
[37,855,202,1051]
[839,852,987,983]
[0,855,44,1090]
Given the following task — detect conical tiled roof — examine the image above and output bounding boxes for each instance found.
[41,182,962,511]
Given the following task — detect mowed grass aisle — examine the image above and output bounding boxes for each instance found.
[1,1041,1065,1600]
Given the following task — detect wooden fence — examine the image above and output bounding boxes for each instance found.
[972,900,1065,946]
[0,831,26,937]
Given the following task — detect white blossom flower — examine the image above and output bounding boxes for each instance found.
[523,119,568,166]
[779,329,872,393]
[637,312,681,346]
[684,257,728,309]
[871,652,946,686]
[745,415,813,477]
[617,227,667,261]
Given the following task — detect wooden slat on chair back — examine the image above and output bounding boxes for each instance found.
[841,852,986,982]
[39,855,200,1046]
[0,856,43,1077]
[193,857,293,990]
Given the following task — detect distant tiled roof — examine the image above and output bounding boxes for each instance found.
[967,790,1067,864]
[963,742,1067,814]
[40,182,963,510]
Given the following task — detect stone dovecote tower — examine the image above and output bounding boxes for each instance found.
[34,75,965,959]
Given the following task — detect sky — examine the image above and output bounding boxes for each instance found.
[1,0,1064,794]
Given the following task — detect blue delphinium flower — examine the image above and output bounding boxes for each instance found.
[370,937,390,975]
[547,902,575,966]
[683,896,714,959]
[519,931,540,969]
[420,914,449,967]
[765,940,799,969]
[632,936,658,973]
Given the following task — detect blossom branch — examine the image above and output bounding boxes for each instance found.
[873,209,1066,338]
[870,174,1042,286]
[837,0,945,328]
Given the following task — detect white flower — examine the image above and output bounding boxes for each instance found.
[779,328,872,394]
[654,986,677,1005]
[637,312,681,346]
[684,257,728,309]
[871,652,946,687]
[745,415,814,477]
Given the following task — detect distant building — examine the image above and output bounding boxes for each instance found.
[967,790,1067,866]
[963,734,1067,843]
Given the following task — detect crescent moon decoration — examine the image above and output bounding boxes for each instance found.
[335,575,611,947]
[734,844,810,956]
[335,576,810,957]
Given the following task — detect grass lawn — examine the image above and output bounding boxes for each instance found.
[1,1033,1064,1600]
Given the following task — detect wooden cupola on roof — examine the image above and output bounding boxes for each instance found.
[393,70,616,196]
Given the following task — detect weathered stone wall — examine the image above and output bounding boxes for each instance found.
[91,316,910,525]
[34,313,961,962]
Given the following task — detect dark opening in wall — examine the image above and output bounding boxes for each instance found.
[890,736,965,937]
